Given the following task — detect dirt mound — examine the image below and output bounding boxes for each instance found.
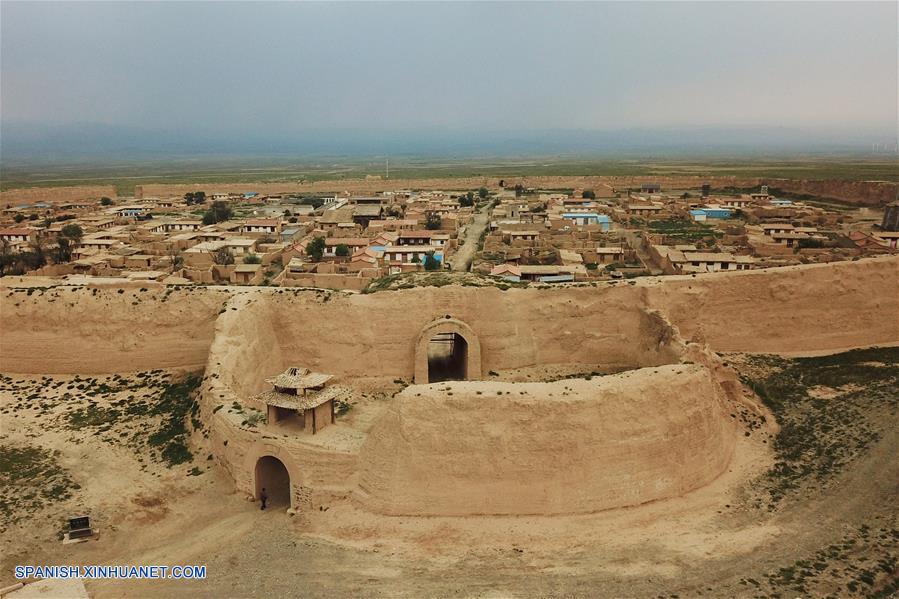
[355,364,737,516]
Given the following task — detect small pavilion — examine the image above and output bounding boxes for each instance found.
[254,367,337,434]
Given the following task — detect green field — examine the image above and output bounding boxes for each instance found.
[2,156,897,196]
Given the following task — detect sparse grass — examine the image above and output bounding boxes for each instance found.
[363,271,528,293]
[26,372,205,467]
[741,520,899,598]
[0,445,78,529]
[145,374,202,465]
[648,218,723,242]
[734,347,899,508]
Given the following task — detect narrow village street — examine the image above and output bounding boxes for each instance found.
[451,204,490,271]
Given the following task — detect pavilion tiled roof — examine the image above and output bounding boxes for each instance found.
[253,386,340,410]
[265,367,333,390]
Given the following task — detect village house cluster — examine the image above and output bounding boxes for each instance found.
[476,183,898,282]
[0,189,476,289]
[0,182,895,288]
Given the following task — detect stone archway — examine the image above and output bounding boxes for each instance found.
[414,317,482,384]
[255,455,291,508]
[248,445,302,510]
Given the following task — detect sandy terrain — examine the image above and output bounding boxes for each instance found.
[1,258,897,597]
[1,352,895,597]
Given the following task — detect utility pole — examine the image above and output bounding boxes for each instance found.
[386,158,389,179]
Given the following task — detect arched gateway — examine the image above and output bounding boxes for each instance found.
[414,317,482,384]
[254,455,293,509]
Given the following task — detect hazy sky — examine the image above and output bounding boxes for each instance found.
[1,1,897,138]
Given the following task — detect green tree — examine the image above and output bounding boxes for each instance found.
[53,237,74,263]
[306,236,326,261]
[212,247,234,265]
[459,192,474,207]
[13,214,25,223]
[335,243,350,257]
[169,250,184,272]
[60,224,84,242]
[300,197,326,209]
[478,187,489,199]
[244,253,262,264]
[425,212,442,230]
[22,235,47,271]
[202,201,232,225]
[582,189,596,200]
[100,197,113,206]
[184,191,207,205]
[52,224,85,263]
[411,254,421,264]
[423,252,440,271]
[0,245,15,277]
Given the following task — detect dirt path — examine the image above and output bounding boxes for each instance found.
[451,206,490,272]
[3,352,897,598]
[75,424,895,599]
[622,230,663,275]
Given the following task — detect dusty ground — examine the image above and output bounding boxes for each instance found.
[1,349,896,598]
[451,203,490,272]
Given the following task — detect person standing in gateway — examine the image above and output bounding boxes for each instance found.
[260,488,267,511]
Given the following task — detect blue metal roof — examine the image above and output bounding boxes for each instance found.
[700,207,733,217]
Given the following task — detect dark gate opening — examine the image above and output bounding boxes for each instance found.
[427,332,468,382]
[255,456,291,508]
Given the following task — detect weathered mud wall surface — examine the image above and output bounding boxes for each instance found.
[356,365,735,516]
[648,257,898,353]
[769,179,897,206]
[261,285,681,385]
[197,258,899,390]
[1,257,896,375]
[0,285,229,373]
[0,185,117,205]
[204,293,286,399]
